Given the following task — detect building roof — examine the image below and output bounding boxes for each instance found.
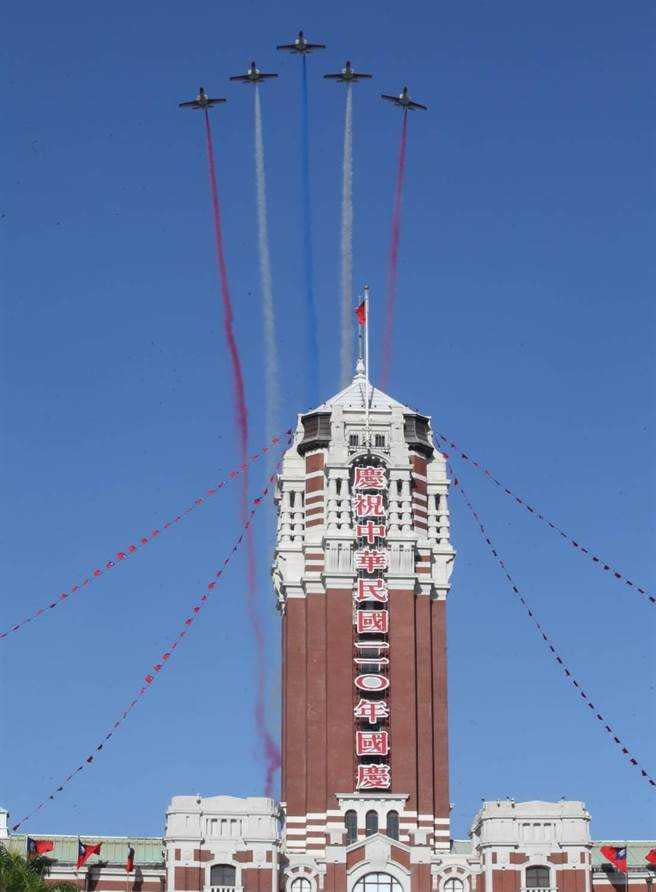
[591,842,656,868]
[5,835,164,866]
[308,366,412,415]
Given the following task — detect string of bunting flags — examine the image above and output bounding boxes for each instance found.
[0,430,292,641]
[11,447,288,833]
[435,431,654,607]
[448,462,656,790]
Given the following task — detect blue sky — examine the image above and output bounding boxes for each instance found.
[2,0,654,841]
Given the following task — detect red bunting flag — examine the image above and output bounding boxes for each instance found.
[355,300,366,326]
[646,849,656,865]
[27,837,54,856]
[600,846,627,873]
[126,845,135,873]
[77,840,102,869]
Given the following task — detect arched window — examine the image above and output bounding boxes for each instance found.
[353,873,403,892]
[385,810,399,840]
[291,879,312,892]
[365,810,378,836]
[344,810,358,845]
[210,864,236,887]
[526,867,551,889]
[444,879,464,892]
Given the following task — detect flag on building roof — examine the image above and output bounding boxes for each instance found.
[27,837,54,857]
[126,845,135,873]
[355,300,366,326]
[646,849,656,865]
[77,840,102,869]
[600,846,627,873]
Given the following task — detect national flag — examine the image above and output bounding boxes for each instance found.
[126,845,135,873]
[646,848,656,865]
[27,837,54,857]
[600,845,627,873]
[355,300,366,326]
[77,840,102,869]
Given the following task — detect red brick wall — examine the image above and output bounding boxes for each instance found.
[326,587,355,807]
[557,871,586,892]
[241,867,273,892]
[306,592,327,814]
[174,866,202,890]
[415,594,435,821]
[389,587,418,810]
[283,596,307,816]
[492,870,521,892]
[411,863,432,892]
[432,597,450,818]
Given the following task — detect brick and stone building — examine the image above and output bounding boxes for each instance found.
[2,368,654,892]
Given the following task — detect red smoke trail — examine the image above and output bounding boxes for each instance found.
[203,110,280,794]
[381,110,408,390]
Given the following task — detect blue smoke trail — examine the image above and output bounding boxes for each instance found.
[301,55,319,406]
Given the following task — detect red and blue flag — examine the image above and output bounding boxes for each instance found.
[600,846,627,873]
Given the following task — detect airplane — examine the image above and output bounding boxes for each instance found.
[230,61,278,84]
[380,86,427,111]
[276,30,326,54]
[324,60,372,83]
[178,87,227,110]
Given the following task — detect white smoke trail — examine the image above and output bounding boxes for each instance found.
[339,85,354,388]
[255,85,282,789]
[254,86,281,453]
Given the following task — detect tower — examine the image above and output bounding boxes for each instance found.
[273,361,456,883]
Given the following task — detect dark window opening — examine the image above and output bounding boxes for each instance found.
[374,434,385,448]
[385,810,399,840]
[365,810,378,836]
[345,809,357,845]
[526,867,550,888]
[210,864,236,887]
[349,433,359,447]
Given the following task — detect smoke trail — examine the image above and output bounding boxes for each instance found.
[339,84,354,388]
[254,85,283,791]
[381,110,408,390]
[203,110,280,794]
[254,86,281,464]
[300,55,319,406]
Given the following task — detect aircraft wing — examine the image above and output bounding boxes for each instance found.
[178,100,199,108]
[355,73,373,79]
[258,73,278,79]
[306,42,326,50]
[229,75,250,82]
[276,42,297,51]
[381,94,399,104]
[323,73,342,79]
[207,98,227,105]
[408,100,427,110]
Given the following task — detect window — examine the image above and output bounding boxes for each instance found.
[349,433,359,447]
[291,880,312,892]
[353,874,402,892]
[210,864,236,887]
[526,867,550,889]
[385,810,399,840]
[365,810,378,836]
[444,880,464,892]
[374,434,386,448]
[345,810,358,845]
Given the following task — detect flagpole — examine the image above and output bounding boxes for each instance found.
[364,283,370,447]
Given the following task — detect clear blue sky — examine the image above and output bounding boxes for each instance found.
[2,0,654,842]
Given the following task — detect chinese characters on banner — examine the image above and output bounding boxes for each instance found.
[352,464,391,790]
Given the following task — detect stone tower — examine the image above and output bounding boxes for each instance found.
[273,363,456,883]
